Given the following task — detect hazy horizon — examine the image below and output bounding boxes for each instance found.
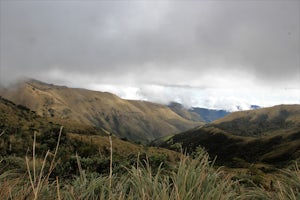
[1,1,299,110]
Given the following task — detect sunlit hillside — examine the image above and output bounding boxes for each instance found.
[211,104,300,136]
[0,79,204,142]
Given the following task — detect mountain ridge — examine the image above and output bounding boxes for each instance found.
[211,104,300,137]
[0,79,204,142]
[189,107,230,123]
[157,104,300,167]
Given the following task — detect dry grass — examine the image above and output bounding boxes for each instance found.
[0,79,203,142]
[1,127,300,200]
[25,127,62,200]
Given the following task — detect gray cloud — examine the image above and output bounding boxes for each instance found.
[0,1,299,108]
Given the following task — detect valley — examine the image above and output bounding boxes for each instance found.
[0,80,299,199]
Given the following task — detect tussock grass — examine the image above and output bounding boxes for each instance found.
[0,128,300,199]
[243,163,300,200]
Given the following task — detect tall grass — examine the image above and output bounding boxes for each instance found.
[242,163,300,200]
[23,127,63,200]
[0,128,299,199]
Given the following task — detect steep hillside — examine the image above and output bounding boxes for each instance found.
[168,102,230,123]
[0,96,179,178]
[0,96,47,133]
[161,126,300,167]
[168,102,205,122]
[0,95,105,136]
[211,104,300,137]
[0,79,204,142]
[158,105,300,167]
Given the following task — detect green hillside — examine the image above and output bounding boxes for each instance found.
[161,126,300,167]
[158,105,300,168]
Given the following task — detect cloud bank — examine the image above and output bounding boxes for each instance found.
[0,1,299,110]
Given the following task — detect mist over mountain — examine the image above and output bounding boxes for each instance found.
[189,107,230,123]
[0,79,205,142]
[0,1,299,198]
[1,1,299,111]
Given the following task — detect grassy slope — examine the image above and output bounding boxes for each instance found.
[0,96,178,164]
[1,97,300,199]
[159,105,300,168]
[0,96,49,132]
[168,102,205,122]
[162,126,300,167]
[211,104,300,136]
[0,80,204,142]
[167,102,231,123]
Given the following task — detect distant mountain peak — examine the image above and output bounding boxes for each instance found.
[250,105,261,110]
[189,107,230,123]
[168,101,184,108]
[168,102,231,123]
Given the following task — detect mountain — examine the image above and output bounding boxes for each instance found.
[167,102,205,122]
[168,102,230,123]
[169,102,263,124]
[0,79,204,142]
[250,105,261,110]
[189,107,230,123]
[211,104,300,137]
[0,95,179,176]
[158,105,300,167]
[0,96,47,132]
[0,95,101,156]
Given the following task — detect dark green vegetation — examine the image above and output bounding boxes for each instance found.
[0,96,178,179]
[1,131,299,200]
[159,105,300,169]
[160,126,300,168]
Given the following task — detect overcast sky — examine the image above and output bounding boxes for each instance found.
[0,0,299,110]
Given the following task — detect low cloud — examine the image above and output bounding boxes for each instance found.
[0,1,299,109]
[90,83,300,111]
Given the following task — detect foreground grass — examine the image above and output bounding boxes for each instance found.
[1,152,299,199]
[0,151,240,199]
[0,130,299,199]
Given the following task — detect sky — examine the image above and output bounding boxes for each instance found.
[0,0,299,111]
